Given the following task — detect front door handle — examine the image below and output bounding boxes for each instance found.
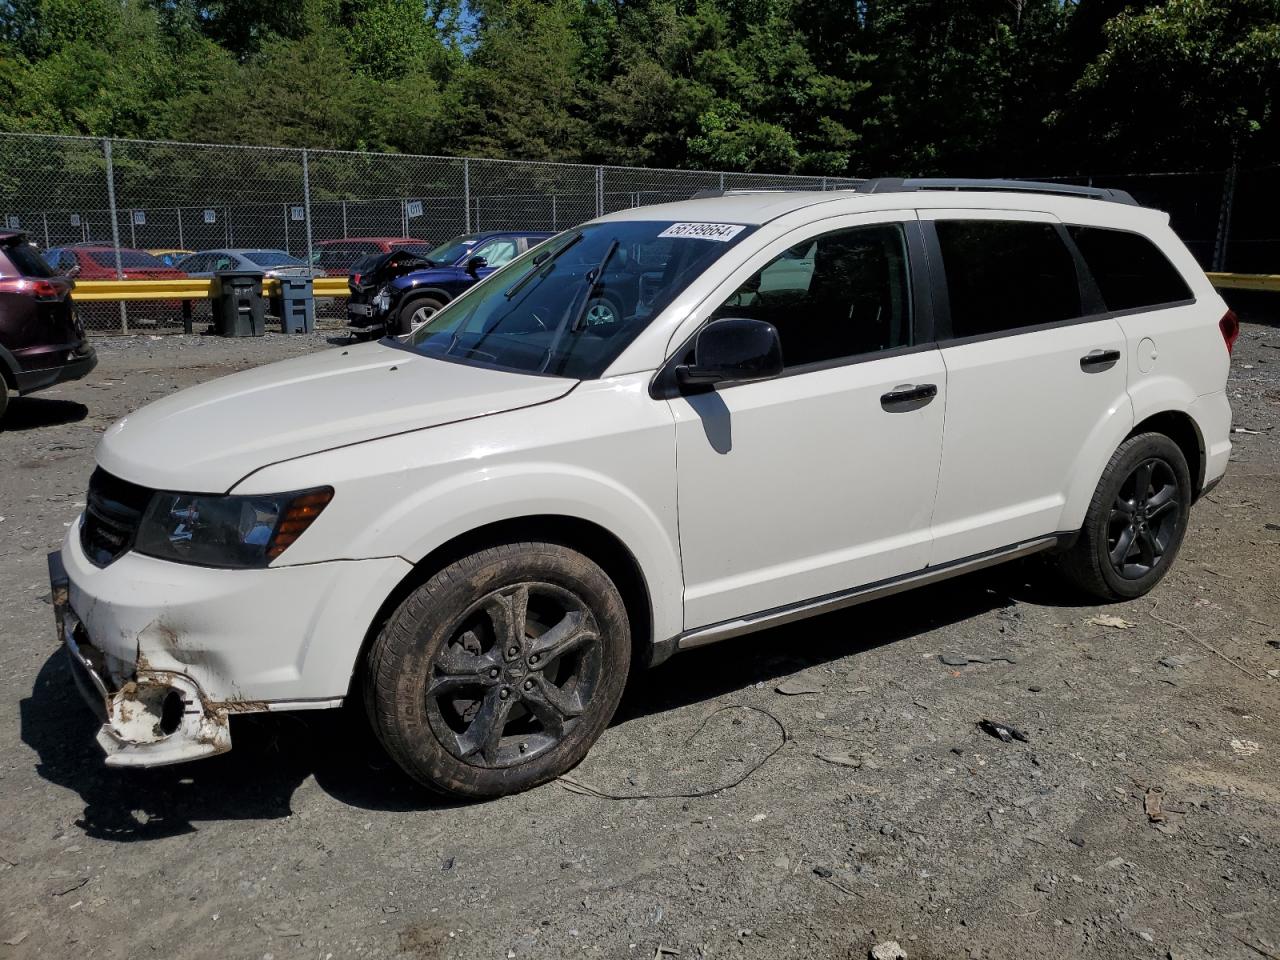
[880,383,938,411]
[1080,349,1121,372]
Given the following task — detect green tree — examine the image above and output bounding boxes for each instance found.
[1057,0,1280,168]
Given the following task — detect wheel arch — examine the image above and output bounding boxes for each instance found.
[347,514,658,701]
[0,343,19,392]
[397,287,451,310]
[1127,409,1205,498]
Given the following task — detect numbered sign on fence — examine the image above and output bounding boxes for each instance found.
[133,210,146,225]
[406,200,424,218]
[5,216,18,229]
[203,209,217,224]
[69,213,81,227]
[291,206,305,221]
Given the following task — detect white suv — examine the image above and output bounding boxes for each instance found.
[50,179,1235,798]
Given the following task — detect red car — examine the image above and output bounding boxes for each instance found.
[44,245,188,281]
[0,233,96,421]
[313,237,434,275]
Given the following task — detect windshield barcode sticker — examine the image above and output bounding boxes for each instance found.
[658,222,746,242]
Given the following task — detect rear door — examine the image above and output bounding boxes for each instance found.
[922,210,1132,563]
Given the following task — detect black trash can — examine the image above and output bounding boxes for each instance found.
[212,270,266,337]
[278,276,314,334]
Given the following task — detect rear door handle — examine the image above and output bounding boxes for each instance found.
[1080,349,1121,372]
[880,383,938,410]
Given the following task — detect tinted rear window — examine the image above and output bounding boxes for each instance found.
[89,250,168,269]
[1068,226,1193,312]
[4,241,54,277]
[936,220,1082,339]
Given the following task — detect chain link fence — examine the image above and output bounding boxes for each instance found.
[0,131,1271,334]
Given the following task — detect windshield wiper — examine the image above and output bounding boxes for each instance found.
[504,232,584,300]
[568,239,619,333]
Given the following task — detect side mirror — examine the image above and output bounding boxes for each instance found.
[465,256,488,276]
[676,317,783,388]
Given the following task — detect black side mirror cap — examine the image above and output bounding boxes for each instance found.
[465,256,488,276]
[675,317,784,389]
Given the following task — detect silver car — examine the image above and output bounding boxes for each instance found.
[177,248,326,279]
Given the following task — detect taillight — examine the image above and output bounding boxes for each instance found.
[1219,309,1240,355]
[351,272,362,286]
[0,277,61,300]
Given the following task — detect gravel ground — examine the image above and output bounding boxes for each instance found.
[1,319,1278,960]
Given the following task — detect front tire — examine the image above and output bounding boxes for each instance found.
[394,296,445,336]
[365,542,630,799]
[1059,432,1192,601]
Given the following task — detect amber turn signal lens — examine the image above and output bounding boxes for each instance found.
[265,488,334,560]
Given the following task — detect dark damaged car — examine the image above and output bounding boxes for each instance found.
[346,231,551,337]
[0,232,96,421]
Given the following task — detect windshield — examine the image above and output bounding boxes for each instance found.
[244,250,305,268]
[403,220,755,379]
[424,235,482,265]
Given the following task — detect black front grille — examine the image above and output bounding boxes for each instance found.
[81,468,153,567]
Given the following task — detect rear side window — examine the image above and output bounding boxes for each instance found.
[936,220,1081,339]
[4,241,54,277]
[1067,226,1193,311]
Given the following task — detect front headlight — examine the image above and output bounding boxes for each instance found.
[134,487,333,568]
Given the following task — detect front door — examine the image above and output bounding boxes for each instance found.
[670,215,947,630]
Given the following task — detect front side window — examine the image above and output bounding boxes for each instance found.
[1067,226,1193,312]
[710,223,912,368]
[404,220,754,379]
[936,220,1081,339]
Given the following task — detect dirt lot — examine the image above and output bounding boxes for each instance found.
[1,318,1278,960]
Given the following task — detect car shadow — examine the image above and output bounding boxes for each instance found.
[1,396,89,430]
[22,557,1079,840]
[19,654,457,842]
[617,557,1068,722]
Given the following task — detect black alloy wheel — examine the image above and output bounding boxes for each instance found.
[1106,458,1181,580]
[425,582,603,768]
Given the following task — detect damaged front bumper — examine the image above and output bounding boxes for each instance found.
[49,552,231,767]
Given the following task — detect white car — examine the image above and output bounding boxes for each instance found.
[50,179,1236,798]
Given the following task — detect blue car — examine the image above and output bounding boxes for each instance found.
[347,231,553,337]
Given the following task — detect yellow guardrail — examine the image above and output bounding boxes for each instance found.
[71,276,353,301]
[66,271,1280,307]
[71,278,215,302]
[313,276,353,297]
[1205,272,1280,293]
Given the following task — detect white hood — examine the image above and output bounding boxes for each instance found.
[96,341,575,492]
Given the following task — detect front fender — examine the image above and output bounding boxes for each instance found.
[235,375,684,647]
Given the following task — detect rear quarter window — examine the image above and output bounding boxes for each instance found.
[1067,226,1194,312]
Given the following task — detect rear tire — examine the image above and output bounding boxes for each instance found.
[394,296,445,336]
[1059,432,1192,601]
[364,542,630,799]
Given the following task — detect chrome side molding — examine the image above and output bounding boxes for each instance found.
[675,534,1064,651]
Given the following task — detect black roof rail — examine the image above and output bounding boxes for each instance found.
[855,177,1138,206]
